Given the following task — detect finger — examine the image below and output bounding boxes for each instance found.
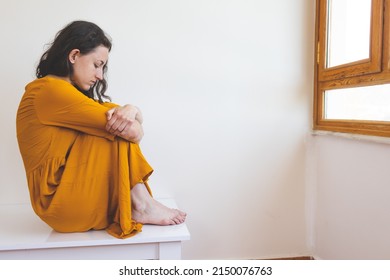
[106,109,117,131]
[107,113,129,133]
[116,123,127,134]
[106,119,116,132]
[106,108,115,121]
[109,121,122,133]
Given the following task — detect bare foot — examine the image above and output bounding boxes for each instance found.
[131,183,187,225]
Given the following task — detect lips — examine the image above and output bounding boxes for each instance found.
[86,81,96,90]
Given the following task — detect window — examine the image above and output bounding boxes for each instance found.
[314,0,390,137]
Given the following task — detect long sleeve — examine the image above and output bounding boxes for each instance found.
[34,77,116,140]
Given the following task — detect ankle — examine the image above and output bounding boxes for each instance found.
[131,183,152,212]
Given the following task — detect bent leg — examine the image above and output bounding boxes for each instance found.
[42,134,153,238]
[39,133,186,238]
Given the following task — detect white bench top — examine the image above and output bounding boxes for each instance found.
[0,198,190,252]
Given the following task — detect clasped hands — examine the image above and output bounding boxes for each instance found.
[105,104,144,143]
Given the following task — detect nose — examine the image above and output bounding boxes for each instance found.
[96,68,103,80]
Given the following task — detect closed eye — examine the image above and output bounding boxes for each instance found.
[95,60,106,68]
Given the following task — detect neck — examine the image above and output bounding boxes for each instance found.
[46,74,71,84]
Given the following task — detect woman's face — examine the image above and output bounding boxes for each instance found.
[69,45,109,91]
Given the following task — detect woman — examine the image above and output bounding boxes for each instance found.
[16,20,186,238]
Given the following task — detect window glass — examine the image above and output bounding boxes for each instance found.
[324,84,390,121]
[326,0,371,67]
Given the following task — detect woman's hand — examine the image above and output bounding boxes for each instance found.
[106,104,144,143]
[116,120,144,143]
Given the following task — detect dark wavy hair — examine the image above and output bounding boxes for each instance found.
[36,20,112,102]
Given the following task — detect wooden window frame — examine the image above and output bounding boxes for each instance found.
[314,0,390,137]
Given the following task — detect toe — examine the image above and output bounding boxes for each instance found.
[174,216,185,224]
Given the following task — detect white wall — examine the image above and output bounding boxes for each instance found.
[312,134,390,260]
[0,0,314,259]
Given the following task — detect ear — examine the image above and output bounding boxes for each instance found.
[68,49,80,64]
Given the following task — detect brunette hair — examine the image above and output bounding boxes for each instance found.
[36,20,112,102]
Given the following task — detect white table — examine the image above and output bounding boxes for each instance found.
[0,198,190,260]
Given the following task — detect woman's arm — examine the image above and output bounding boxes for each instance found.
[35,78,118,140]
[34,78,144,142]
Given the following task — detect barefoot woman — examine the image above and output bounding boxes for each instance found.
[16,21,186,238]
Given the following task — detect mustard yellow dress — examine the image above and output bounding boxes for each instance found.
[16,76,153,238]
